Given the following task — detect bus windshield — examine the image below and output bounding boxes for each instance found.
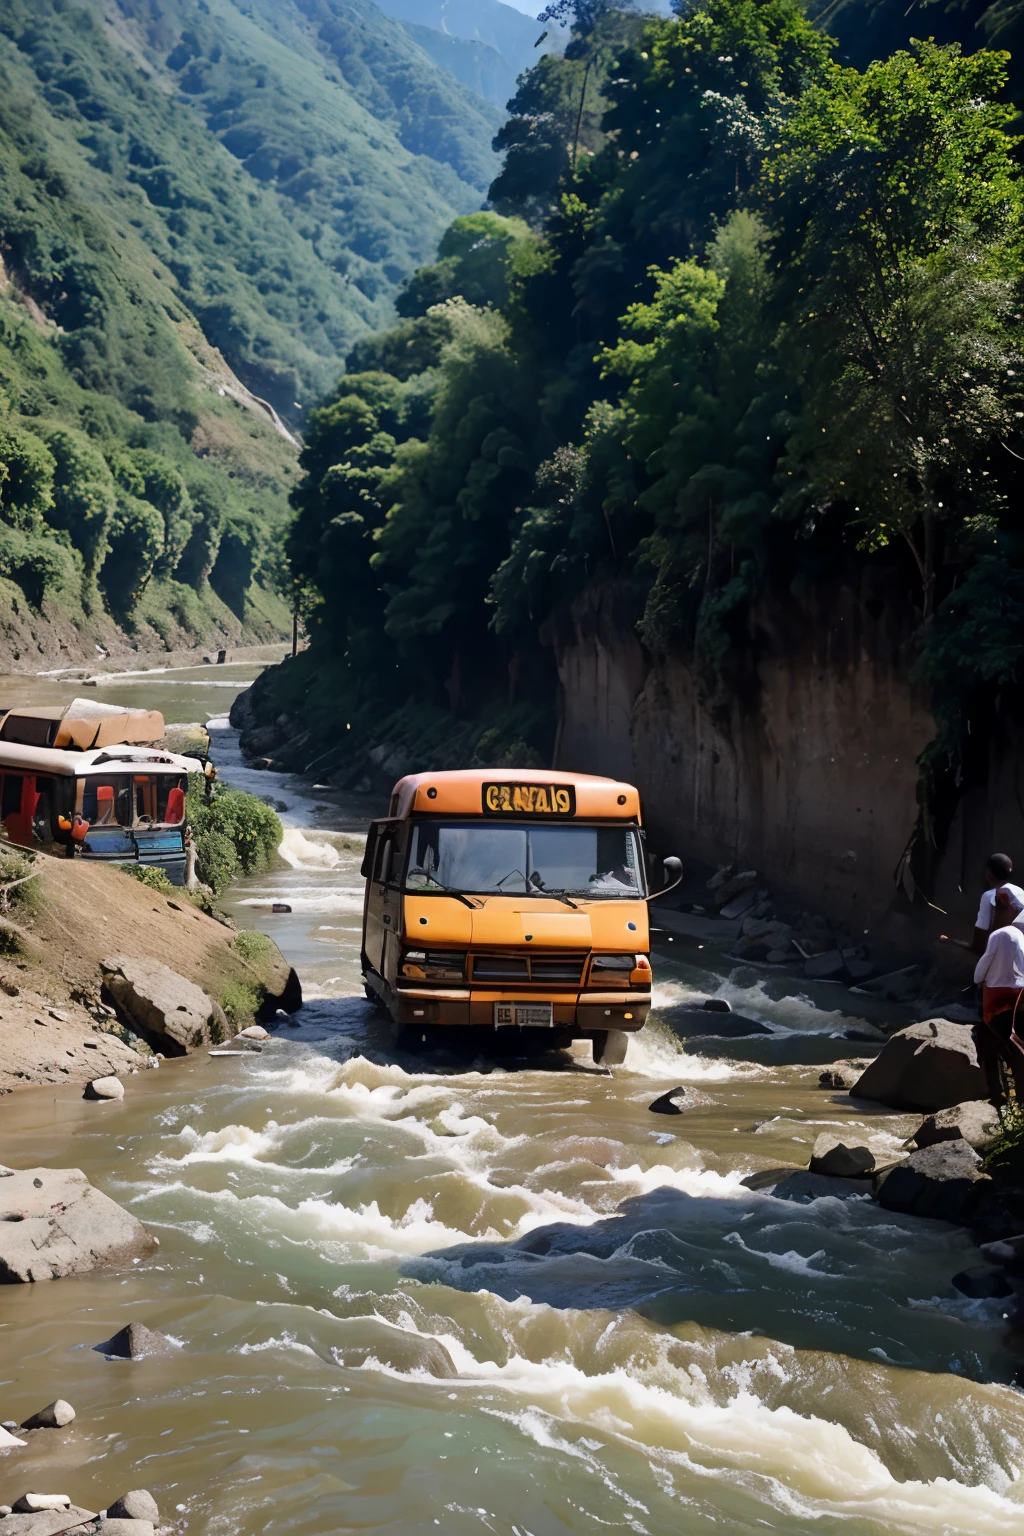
[404,821,645,899]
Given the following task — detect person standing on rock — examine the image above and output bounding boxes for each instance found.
[972,887,1024,1101]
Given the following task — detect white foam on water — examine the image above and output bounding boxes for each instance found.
[278,828,342,870]
[237,889,365,915]
[158,1120,355,1177]
[206,715,232,729]
[350,1329,1024,1533]
[652,975,869,1036]
[623,1023,763,1082]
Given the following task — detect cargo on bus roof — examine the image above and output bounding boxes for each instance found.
[0,697,164,751]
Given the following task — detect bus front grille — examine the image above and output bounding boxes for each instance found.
[470,954,584,986]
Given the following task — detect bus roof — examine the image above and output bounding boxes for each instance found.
[390,768,642,822]
[0,741,201,778]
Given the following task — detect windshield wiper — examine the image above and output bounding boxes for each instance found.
[541,889,580,909]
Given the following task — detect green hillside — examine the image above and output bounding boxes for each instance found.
[0,0,504,658]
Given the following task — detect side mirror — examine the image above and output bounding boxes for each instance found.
[649,855,682,902]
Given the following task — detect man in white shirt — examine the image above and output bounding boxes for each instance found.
[940,852,1024,953]
[973,853,1024,951]
[973,888,1024,1100]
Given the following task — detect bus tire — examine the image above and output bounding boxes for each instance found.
[592,1029,628,1066]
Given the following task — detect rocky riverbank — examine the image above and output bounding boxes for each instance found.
[0,854,300,1094]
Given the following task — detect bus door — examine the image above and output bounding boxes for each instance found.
[362,819,402,977]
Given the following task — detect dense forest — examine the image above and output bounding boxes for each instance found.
[270,0,1024,827]
[0,0,503,655]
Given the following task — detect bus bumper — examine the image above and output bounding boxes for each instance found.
[382,981,651,1034]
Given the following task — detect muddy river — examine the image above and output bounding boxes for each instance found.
[0,658,1022,1534]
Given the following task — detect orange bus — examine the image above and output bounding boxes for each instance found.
[360,769,680,1064]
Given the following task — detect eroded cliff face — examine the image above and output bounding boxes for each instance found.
[552,579,938,928]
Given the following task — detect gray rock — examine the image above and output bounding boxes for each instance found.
[951,1265,1013,1299]
[98,1521,154,1536]
[913,1100,1001,1151]
[0,1509,96,1536]
[101,956,229,1054]
[875,1141,988,1225]
[106,1492,158,1523]
[980,1232,1024,1276]
[808,1133,876,1178]
[804,949,846,980]
[850,1019,986,1111]
[236,1025,269,1040]
[818,1059,873,1091]
[13,1496,71,1513]
[763,1171,870,1202]
[94,1321,178,1359]
[21,1399,75,1430]
[0,1168,157,1284]
[711,870,758,908]
[648,1087,691,1116]
[331,1321,456,1379]
[718,888,761,920]
[702,998,732,1013]
[0,1426,26,1447]
[85,1077,124,1102]
[0,1507,10,1516]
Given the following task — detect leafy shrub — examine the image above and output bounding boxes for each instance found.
[220,979,262,1028]
[116,862,175,895]
[186,774,282,893]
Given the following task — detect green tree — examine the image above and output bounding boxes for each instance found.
[767,43,1024,616]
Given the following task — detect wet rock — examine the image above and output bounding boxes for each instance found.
[236,1025,269,1040]
[668,1008,771,1040]
[101,956,229,1055]
[0,1168,157,1284]
[84,1077,124,1102]
[765,948,792,964]
[818,1059,873,1091]
[741,917,791,942]
[98,1521,154,1536]
[13,1497,71,1513]
[20,1400,75,1430]
[332,1322,457,1379]
[808,1133,876,1178]
[0,1426,27,1447]
[1,1511,97,1536]
[94,1322,178,1359]
[980,1232,1024,1276]
[648,1087,691,1115]
[913,1100,1001,1152]
[106,1492,158,1523]
[703,998,732,1013]
[972,1187,1024,1245]
[951,1264,1013,1299]
[850,1019,986,1111]
[761,1171,870,1202]
[804,949,846,980]
[875,1141,988,1225]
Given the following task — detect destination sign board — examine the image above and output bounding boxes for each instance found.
[482,782,576,816]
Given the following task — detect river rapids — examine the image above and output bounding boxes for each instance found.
[0,658,1022,1535]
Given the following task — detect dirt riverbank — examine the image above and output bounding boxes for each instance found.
[0,854,295,1094]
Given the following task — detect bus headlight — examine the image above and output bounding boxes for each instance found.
[400,950,466,981]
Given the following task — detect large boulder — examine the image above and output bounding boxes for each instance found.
[94,1322,178,1360]
[0,1168,157,1283]
[850,1019,986,1110]
[912,1100,1000,1151]
[101,955,228,1054]
[0,1508,96,1536]
[875,1141,988,1225]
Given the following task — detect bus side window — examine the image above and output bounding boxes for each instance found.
[0,775,20,821]
[360,826,380,881]
[373,834,392,885]
[384,822,409,886]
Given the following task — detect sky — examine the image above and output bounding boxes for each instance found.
[501,0,542,13]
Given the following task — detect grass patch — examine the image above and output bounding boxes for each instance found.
[116,863,176,895]
[233,929,275,966]
[220,979,263,1029]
